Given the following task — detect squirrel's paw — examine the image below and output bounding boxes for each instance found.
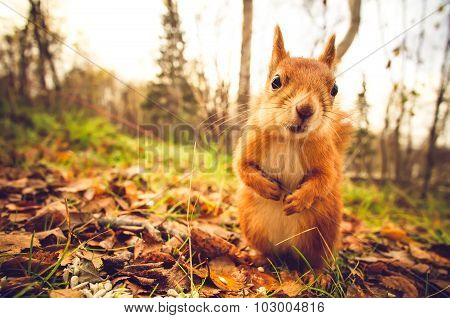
[283,191,313,215]
[252,176,282,201]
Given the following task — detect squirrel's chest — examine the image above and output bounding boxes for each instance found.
[260,141,305,192]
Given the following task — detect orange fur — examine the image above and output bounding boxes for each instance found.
[234,26,353,270]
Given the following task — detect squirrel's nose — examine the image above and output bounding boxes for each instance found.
[296,105,314,120]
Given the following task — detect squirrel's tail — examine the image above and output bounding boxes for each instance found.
[332,111,354,154]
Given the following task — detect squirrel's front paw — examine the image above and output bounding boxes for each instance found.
[251,176,282,201]
[283,191,314,215]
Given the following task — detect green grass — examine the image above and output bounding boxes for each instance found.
[1,105,448,243]
[343,182,449,243]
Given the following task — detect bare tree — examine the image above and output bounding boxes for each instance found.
[237,0,252,113]
[29,0,60,93]
[336,0,361,62]
[422,12,450,198]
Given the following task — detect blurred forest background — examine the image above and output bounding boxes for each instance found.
[0,0,449,197]
[0,0,449,298]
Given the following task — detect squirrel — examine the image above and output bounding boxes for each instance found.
[234,25,353,272]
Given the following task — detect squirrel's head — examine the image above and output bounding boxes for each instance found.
[252,25,338,139]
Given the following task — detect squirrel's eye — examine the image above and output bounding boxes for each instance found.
[331,83,338,96]
[271,74,282,90]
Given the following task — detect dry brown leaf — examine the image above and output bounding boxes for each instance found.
[25,201,67,231]
[411,263,430,274]
[410,244,450,267]
[380,226,411,243]
[191,227,236,259]
[209,256,246,292]
[199,285,221,297]
[6,201,41,211]
[0,232,41,254]
[56,178,95,193]
[133,237,163,260]
[82,197,116,214]
[50,289,83,298]
[34,228,67,245]
[243,266,278,290]
[6,212,33,222]
[77,250,104,269]
[276,280,304,297]
[381,249,416,268]
[346,284,370,298]
[380,275,418,297]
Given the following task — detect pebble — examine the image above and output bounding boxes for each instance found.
[72,282,89,290]
[103,291,115,298]
[90,283,99,294]
[62,269,70,283]
[167,289,178,297]
[104,281,112,291]
[93,289,107,298]
[81,289,93,298]
[257,267,265,272]
[70,276,79,288]
[72,257,80,266]
[256,286,267,294]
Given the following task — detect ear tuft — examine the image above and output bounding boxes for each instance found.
[318,34,336,68]
[269,25,287,75]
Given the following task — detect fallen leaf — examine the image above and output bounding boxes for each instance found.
[50,289,83,298]
[209,256,245,292]
[56,178,95,193]
[191,228,236,259]
[25,201,67,231]
[411,263,430,274]
[380,275,418,297]
[243,266,278,290]
[0,232,40,254]
[380,226,411,243]
[34,228,67,246]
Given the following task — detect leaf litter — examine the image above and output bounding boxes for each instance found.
[0,165,448,298]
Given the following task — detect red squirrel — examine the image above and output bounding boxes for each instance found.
[234,25,352,271]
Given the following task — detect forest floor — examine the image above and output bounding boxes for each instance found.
[0,110,449,298]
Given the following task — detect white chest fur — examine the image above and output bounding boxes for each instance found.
[259,138,305,193]
[249,138,307,251]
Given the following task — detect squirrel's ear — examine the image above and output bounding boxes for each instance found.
[269,25,287,74]
[318,34,336,68]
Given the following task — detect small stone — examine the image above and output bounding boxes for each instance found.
[103,291,114,298]
[70,276,79,288]
[256,286,267,294]
[62,269,70,283]
[72,257,80,266]
[104,282,112,291]
[73,282,89,290]
[257,267,265,272]
[81,289,93,298]
[167,289,178,297]
[93,289,107,298]
[90,283,99,294]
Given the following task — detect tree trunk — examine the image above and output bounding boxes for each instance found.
[18,22,31,101]
[336,0,361,62]
[29,0,47,92]
[237,0,252,114]
[380,86,397,182]
[421,13,450,198]
[393,91,406,182]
